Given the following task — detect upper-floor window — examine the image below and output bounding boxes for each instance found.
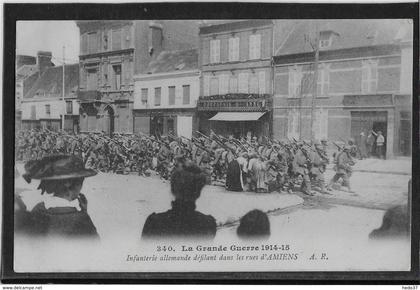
[168,86,176,105]
[154,87,161,106]
[319,31,335,49]
[112,65,122,90]
[103,31,109,50]
[249,34,261,60]
[112,28,122,51]
[87,32,97,54]
[249,74,259,94]
[361,60,378,94]
[229,76,238,93]
[86,68,98,91]
[45,104,51,117]
[219,74,229,95]
[288,66,302,97]
[182,85,190,105]
[317,65,330,96]
[141,88,148,105]
[258,71,266,94]
[238,72,249,93]
[210,77,219,95]
[31,105,36,119]
[210,39,220,64]
[228,37,240,62]
[66,101,73,114]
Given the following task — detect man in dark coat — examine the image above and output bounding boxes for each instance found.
[141,163,216,239]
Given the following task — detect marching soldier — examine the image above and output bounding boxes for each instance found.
[327,145,355,193]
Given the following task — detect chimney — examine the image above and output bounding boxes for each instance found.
[37,51,53,75]
[148,21,163,57]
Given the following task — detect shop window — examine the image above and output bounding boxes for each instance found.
[167,118,175,135]
[182,85,190,105]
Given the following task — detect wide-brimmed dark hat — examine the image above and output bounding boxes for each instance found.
[22,155,97,183]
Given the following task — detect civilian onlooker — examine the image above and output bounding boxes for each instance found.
[372,130,385,159]
[141,163,217,240]
[237,209,270,240]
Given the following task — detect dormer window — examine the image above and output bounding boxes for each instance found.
[319,30,338,49]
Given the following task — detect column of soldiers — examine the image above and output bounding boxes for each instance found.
[16,129,356,195]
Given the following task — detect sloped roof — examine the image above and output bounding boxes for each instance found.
[16,64,38,81]
[145,49,198,74]
[276,19,412,56]
[24,63,79,99]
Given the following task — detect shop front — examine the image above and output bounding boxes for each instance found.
[197,94,273,139]
[133,108,197,138]
[344,94,411,158]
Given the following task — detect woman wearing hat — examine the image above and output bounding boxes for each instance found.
[20,155,99,239]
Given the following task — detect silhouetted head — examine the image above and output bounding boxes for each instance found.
[170,163,207,202]
[237,210,270,239]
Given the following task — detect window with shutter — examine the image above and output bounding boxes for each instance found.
[81,34,88,54]
[249,74,259,94]
[228,37,239,62]
[288,67,303,97]
[210,39,220,63]
[219,75,229,95]
[203,75,210,96]
[112,29,122,51]
[210,77,219,96]
[258,71,266,94]
[238,73,249,94]
[229,76,238,93]
[249,34,261,60]
[182,85,190,105]
[168,86,176,105]
[87,32,97,54]
[361,60,378,94]
[154,87,161,106]
[141,88,148,105]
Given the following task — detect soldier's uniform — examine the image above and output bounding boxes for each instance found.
[327,146,355,193]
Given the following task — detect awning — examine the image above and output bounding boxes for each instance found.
[209,112,266,121]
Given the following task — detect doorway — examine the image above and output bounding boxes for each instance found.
[103,106,115,136]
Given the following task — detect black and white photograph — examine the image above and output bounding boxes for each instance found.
[4,2,417,279]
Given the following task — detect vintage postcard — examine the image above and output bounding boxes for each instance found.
[8,5,415,277]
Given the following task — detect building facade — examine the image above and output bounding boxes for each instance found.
[197,20,275,138]
[76,20,199,135]
[272,20,413,157]
[15,53,44,131]
[21,63,80,132]
[133,49,199,138]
